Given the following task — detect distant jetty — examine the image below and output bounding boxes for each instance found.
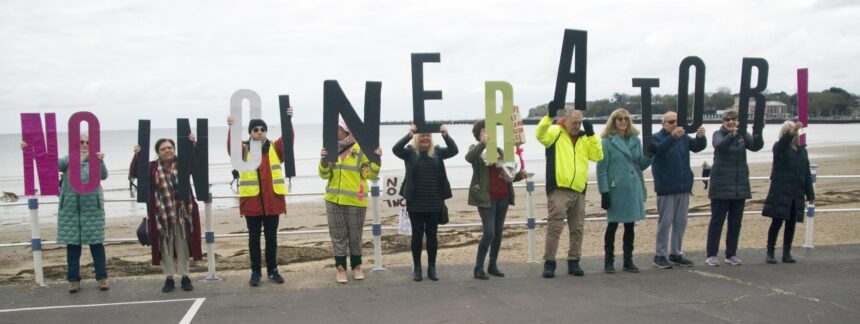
[381,117,860,126]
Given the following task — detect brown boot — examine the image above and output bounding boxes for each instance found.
[98,279,109,291]
[69,281,81,293]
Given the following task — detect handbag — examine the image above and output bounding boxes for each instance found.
[397,208,412,236]
[136,217,150,246]
[439,202,449,225]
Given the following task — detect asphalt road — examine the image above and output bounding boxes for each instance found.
[1,244,858,323]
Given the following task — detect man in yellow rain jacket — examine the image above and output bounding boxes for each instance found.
[536,106,603,278]
[319,117,381,283]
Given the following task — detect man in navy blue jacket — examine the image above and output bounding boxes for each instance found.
[649,112,706,269]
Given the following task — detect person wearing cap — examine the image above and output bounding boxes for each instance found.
[227,106,293,286]
[535,105,603,278]
[319,117,382,283]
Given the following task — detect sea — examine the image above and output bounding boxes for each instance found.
[1,123,858,225]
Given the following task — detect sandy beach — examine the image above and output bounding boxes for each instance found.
[1,145,858,285]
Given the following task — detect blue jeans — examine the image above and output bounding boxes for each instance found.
[67,244,107,282]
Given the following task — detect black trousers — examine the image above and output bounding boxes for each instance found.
[767,201,798,250]
[604,222,635,256]
[707,199,745,258]
[409,211,440,267]
[475,199,510,269]
[246,215,280,274]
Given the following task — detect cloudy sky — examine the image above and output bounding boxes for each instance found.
[1,0,858,133]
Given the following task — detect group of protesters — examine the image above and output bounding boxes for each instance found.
[26,103,814,293]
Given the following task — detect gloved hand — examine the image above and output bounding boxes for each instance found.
[601,193,611,210]
[583,120,595,137]
[547,100,559,118]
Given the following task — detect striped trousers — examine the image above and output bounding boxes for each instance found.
[325,201,367,257]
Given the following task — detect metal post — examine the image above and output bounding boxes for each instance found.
[203,193,220,281]
[804,164,817,248]
[370,178,385,271]
[526,172,538,263]
[28,196,47,287]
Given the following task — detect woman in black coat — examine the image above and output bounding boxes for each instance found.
[762,121,815,264]
[392,124,458,281]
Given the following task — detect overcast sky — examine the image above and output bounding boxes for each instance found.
[1,0,858,133]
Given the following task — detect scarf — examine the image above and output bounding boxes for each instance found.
[153,159,193,257]
[337,135,356,160]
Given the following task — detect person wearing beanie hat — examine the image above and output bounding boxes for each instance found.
[319,115,383,283]
[227,107,294,286]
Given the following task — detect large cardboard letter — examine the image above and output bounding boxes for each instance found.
[136,120,150,203]
[229,89,263,172]
[411,53,443,133]
[322,80,382,164]
[484,81,515,164]
[550,29,587,117]
[677,56,705,133]
[279,95,296,177]
[67,112,101,193]
[177,119,209,202]
[797,68,809,145]
[20,113,59,196]
[633,78,660,156]
[738,58,769,135]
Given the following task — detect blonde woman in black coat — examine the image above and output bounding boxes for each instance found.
[762,121,814,264]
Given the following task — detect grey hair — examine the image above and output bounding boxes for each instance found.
[778,121,795,139]
[565,108,583,118]
[661,111,676,123]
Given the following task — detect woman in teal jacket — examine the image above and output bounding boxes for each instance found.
[597,109,651,274]
[25,133,109,293]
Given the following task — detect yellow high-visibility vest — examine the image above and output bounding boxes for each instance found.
[318,143,380,207]
[239,144,287,197]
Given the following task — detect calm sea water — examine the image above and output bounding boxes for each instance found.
[1,123,858,225]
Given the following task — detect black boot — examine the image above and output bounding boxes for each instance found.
[567,259,584,276]
[413,262,423,282]
[474,266,489,280]
[782,246,796,263]
[427,264,438,281]
[180,276,193,291]
[161,277,175,293]
[766,245,777,264]
[487,264,505,277]
[622,245,639,273]
[542,260,556,278]
[604,245,616,274]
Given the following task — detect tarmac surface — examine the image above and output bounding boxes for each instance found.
[1,244,859,324]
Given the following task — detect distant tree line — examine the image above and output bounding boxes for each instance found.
[527,87,859,118]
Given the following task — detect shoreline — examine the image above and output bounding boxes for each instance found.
[0,144,858,285]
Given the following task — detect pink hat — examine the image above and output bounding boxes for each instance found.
[338,115,350,133]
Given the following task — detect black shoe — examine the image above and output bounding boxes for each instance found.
[782,253,796,263]
[413,267,423,282]
[567,259,584,276]
[668,254,693,267]
[542,260,557,278]
[268,269,284,284]
[427,265,438,281]
[766,251,777,264]
[474,267,489,280]
[654,256,673,269]
[623,257,640,273]
[162,277,175,293]
[487,264,505,277]
[249,272,261,287]
[180,276,193,291]
[604,254,615,274]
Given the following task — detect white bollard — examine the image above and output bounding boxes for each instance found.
[203,193,221,281]
[803,164,817,248]
[28,196,47,287]
[526,172,538,263]
[370,178,386,272]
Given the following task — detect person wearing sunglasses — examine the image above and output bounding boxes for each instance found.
[227,107,293,287]
[705,109,764,266]
[597,108,652,274]
[23,134,109,293]
[649,112,706,269]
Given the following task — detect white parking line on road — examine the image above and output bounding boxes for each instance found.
[0,298,201,313]
[179,298,206,324]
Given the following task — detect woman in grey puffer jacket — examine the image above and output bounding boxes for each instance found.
[705,110,763,266]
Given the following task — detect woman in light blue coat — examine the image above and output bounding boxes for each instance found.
[597,108,651,274]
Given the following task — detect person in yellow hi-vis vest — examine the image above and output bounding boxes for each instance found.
[227,106,293,287]
[319,117,382,283]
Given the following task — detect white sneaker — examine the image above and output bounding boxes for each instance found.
[725,256,743,266]
[705,256,720,266]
